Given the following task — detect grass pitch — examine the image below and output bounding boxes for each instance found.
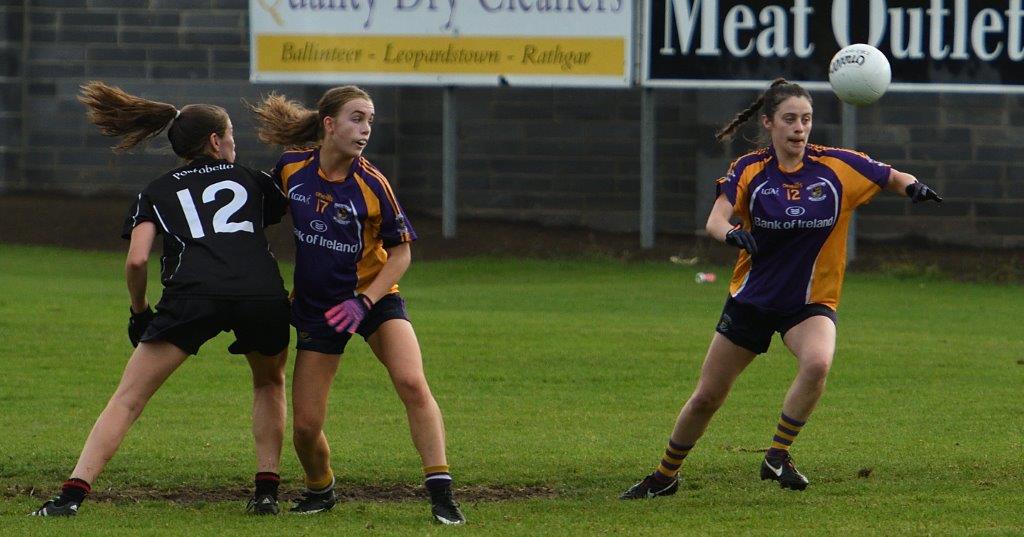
[1,244,1022,535]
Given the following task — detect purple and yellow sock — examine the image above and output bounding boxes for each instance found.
[424,464,452,493]
[653,439,694,484]
[766,413,805,459]
[305,469,335,494]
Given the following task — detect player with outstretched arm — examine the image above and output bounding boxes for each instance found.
[621,78,942,499]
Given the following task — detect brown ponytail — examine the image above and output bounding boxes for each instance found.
[78,81,177,152]
[78,81,229,159]
[247,93,320,148]
[714,78,811,142]
[249,85,372,148]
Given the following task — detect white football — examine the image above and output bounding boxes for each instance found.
[828,44,891,106]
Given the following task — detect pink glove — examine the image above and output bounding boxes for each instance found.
[325,294,373,334]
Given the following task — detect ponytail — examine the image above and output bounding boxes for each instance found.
[78,81,177,153]
[715,78,810,143]
[79,81,229,159]
[249,86,373,148]
[247,93,320,148]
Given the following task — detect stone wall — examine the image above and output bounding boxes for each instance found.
[0,1,1021,247]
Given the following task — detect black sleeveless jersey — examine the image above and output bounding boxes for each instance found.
[121,156,287,299]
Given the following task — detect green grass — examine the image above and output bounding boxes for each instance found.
[1,244,1022,535]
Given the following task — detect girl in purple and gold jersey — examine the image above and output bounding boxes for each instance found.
[249,87,464,524]
[622,79,942,499]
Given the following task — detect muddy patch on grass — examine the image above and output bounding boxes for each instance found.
[331,483,557,502]
[6,483,558,504]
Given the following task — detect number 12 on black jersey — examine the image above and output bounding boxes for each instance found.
[175,180,255,239]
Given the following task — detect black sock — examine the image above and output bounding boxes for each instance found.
[58,477,91,505]
[255,472,280,499]
[425,475,453,497]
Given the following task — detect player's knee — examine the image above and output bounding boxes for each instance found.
[394,377,433,408]
[688,390,725,415]
[800,355,832,382]
[111,397,146,419]
[292,414,324,443]
[110,388,151,419]
[252,367,285,389]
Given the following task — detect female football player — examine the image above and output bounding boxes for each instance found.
[621,78,942,499]
[249,87,464,524]
[31,82,291,516]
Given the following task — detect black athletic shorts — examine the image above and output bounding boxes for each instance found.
[714,296,837,355]
[295,293,410,355]
[140,297,290,356]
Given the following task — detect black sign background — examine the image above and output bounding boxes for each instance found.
[645,0,1024,90]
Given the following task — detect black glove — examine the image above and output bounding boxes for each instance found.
[128,306,155,347]
[725,225,758,256]
[905,181,943,203]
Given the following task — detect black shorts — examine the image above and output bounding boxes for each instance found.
[141,297,290,356]
[295,293,410,355]
[714,297,837,355]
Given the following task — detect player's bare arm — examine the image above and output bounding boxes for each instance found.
[705,194,738,242]
[125,222,157,313]
[361,242,412,304]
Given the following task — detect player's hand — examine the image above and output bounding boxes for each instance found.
[325,294,373,334]
[905,181,943,203]
[725,225,758,256]
[128,306,154,347]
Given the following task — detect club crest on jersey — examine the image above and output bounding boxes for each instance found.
[395,214,409,234]
[806,182,827,202]
[332,203,352,225]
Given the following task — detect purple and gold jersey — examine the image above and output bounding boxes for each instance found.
[274,149,416,328]
[716,144,891,314]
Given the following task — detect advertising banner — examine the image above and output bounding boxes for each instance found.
[644,0,1024,92]
[251,0,634,87]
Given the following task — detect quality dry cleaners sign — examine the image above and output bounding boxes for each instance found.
[644,0,1024,91]
[250,0,633,87]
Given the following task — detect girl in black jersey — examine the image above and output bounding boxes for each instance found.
[31,82,291,517]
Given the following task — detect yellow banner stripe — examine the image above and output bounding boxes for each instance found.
[256,35,625,76]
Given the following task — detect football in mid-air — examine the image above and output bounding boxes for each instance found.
[828,44,891,106]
